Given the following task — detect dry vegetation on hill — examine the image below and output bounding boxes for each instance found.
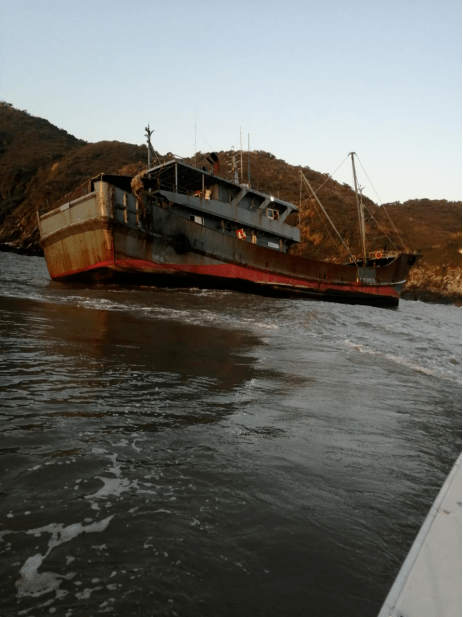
[0,103,460,303]
[0,104,146,250]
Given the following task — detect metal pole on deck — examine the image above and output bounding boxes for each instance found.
[145,125,154,169]
[350,152,367,265]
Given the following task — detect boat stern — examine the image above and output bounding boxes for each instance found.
[38,181,115,280]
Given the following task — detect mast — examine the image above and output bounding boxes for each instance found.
[350,152,367,265]
[232,150,239,184]
[145,125,154,168]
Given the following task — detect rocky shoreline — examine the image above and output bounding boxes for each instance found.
[401,263,462,306]
[2,242,460,306]
[401,289,461,306]
[0,241,43,257]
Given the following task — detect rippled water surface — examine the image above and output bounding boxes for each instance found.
[0,252,461,616]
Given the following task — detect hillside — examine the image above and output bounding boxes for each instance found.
[0,104,82,224]
[0,103,146,251]
[0,103,460,303]
[385,199,461,266]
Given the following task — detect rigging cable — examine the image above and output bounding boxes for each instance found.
[301,172,356,261]
[362,203,399,251]
[308,196,348,256]
[299,170,303,220]
[354,155,406,250]
[313,153,351,194]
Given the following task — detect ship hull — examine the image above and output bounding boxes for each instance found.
[38,179,414,307]
[68,263,404,306]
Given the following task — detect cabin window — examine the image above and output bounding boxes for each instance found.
[266,208,279,221]
[189,214,204,225]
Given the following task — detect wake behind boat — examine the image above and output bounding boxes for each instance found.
[38,141,418,307]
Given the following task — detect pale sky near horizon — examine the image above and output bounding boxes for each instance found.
[1,0,461,204]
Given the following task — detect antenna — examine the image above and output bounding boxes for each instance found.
[240,128,243,183]
[194,113,197,166]
[247,133,251,185]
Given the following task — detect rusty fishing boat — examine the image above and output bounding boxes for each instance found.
[38,142,418,307]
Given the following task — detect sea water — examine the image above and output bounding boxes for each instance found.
[0,252,461,616]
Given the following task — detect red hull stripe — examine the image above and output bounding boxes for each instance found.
[53,257,399,299]
[114,257,399,298]
[50,259,115,280]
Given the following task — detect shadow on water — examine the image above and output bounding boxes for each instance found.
[0,294,270,435]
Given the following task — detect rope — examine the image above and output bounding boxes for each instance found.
[354,155,406,250]
[300,196,345,254]
[310,197,348,256]
[362,204,399,251]
[301,172,356,261]
[312,153,351,194]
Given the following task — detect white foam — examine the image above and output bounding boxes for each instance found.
[85,452,157,503]
[16,516,113,600]
[17,596,55,615]
[131,437,145,452]
[253,321,279,330]
[344,339,457,381]
[75,586,103,600]
[16,553,61,598]
[88,477,131,499]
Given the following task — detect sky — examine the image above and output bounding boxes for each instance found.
[1,0,461,204]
